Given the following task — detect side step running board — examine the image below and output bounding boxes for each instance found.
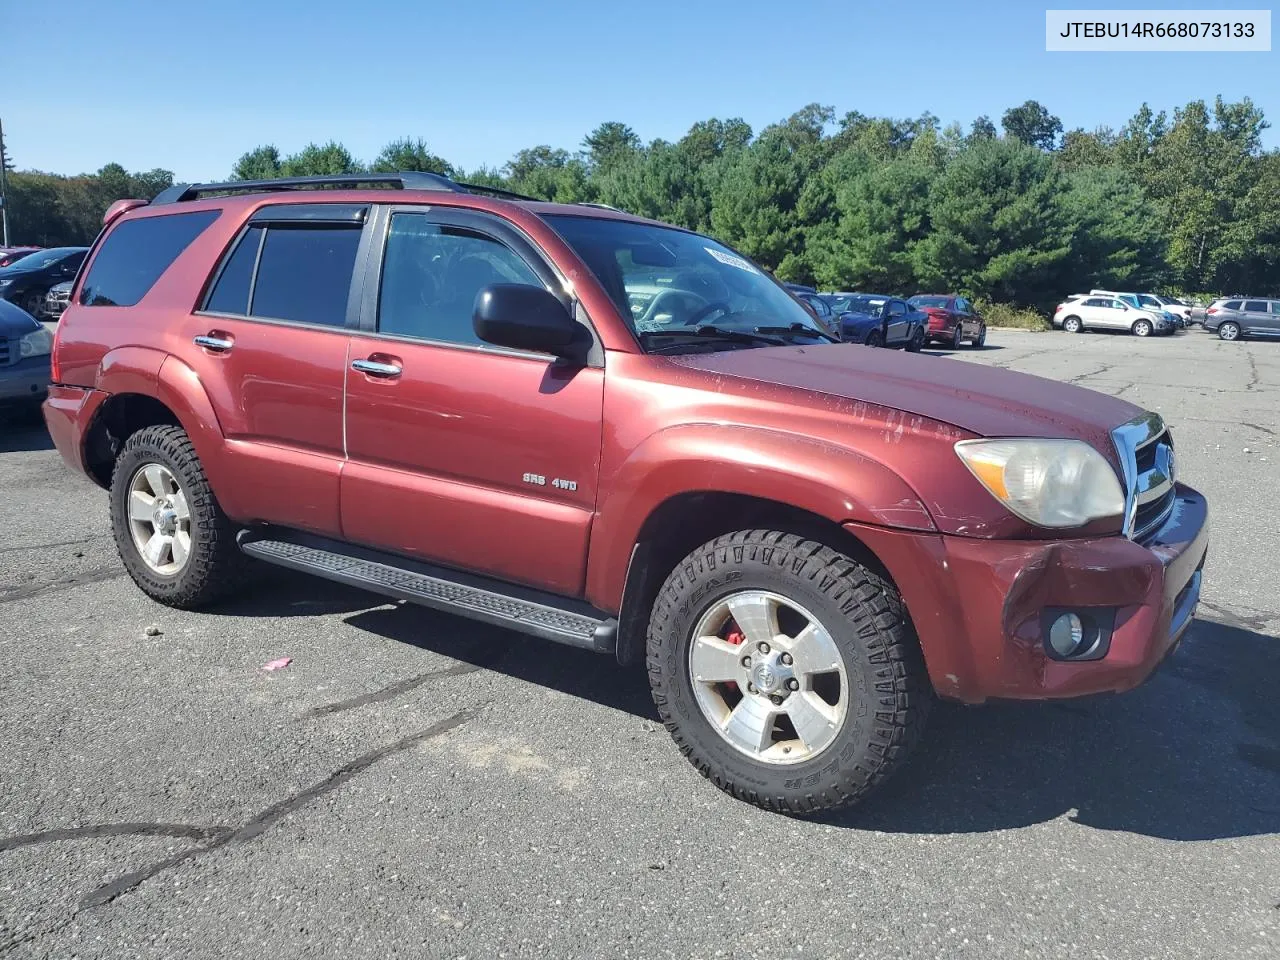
[238,531,617,654]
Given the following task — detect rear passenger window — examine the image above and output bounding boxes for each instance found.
[204,223,360,327]
[1244,300,1268,313]
[377,214,542,346]
[1223,301,1242,310]
[79,210,219,307]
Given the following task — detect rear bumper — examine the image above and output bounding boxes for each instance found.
[849,483,1209,703]
[42,383,107,478]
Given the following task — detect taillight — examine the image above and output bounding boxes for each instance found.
[49,323,62,383]
[1207,307,1218,315]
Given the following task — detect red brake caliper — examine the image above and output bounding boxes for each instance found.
[723,621,746,694]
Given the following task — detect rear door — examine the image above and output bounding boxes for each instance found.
[1242,300,1272,334]
[189,203,367,535]
[1267,301,1280,336]
[340,205,604,596]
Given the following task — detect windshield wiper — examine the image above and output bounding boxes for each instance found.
[752,323,839,343]
[639,325,788,348]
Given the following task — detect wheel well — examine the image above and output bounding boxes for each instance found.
[83,393,181,488]
[613,492,895,666]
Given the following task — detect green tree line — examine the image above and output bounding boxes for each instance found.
[4,99,1277,309]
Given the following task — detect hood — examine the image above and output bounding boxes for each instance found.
[0,264,40,279]
[670,343,1142,455]
[0,299,41,336]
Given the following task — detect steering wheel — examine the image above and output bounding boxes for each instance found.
[685,300,733,326]
[638,288,701,328]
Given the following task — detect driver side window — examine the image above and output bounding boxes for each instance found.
[378,214,542,346]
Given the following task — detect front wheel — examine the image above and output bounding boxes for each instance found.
[1132,319,1153,337]
[110,424,246,609]
[1218,321,1241,341]
[20,290,45,320]
[646,530,932,814]
[864,330,883,348]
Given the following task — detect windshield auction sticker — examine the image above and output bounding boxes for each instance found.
[704,247,760,273]
[1046,9,1271,50]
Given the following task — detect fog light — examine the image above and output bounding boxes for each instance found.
[1048,612,1085,658]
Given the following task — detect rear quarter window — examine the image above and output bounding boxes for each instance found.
[79,210,220,307]
[1223,301,1243,310]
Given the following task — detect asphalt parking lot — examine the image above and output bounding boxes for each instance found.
[1,327,1276,959]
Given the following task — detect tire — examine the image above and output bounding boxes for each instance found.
[109,424,246,609]
[971,325,987,348]
[951,325,963,349]
[1132,319,1152,337]
[1218,321,1241,342]
[906,327,924,353]
[1062,316,1082,333]
[20,290,44,320]
[646,530,932,814]
[864,331,883,348]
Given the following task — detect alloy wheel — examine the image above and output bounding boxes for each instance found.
[687,590,849,765]
[127,463,193,576]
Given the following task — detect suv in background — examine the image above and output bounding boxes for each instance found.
[1203,298,1280,341]
[0,297,54,415]
[44,173,1208,814]
[1055,295,1172,336]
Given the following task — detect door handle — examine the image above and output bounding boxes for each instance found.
[194,334,234,352]
[351,358,402,378]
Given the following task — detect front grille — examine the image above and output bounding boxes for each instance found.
[1112,412,1176,541]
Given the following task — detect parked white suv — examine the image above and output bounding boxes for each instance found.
[1054,295,1172,336]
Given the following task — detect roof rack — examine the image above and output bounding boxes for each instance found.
[576,202,620,211]
[150,171,541,206]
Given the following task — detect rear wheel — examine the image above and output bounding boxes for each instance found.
[951,325,963,349]
[1062,316,1082,333]
[1132,319,1153,337]
[1218,321,1241,341]
[646,530,932,814]
[906,326,925,352]
[110,424,246,609]
[20,290,44,320]
[971,325,987,348]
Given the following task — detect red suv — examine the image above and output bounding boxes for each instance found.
[45,174,1208,813]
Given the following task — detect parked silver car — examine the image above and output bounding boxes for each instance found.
[1203,297,1280,341]
[1054,295,1172,336]
[44,281,72,321]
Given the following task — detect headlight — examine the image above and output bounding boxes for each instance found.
[0,279,12,291]
[954,439,1125,528]
[18,327,54,358]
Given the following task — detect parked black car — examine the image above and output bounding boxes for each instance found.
[0,298,53,415]
[0,247,88,319]
[825,293,926,350]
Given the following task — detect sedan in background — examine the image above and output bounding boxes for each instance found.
[827,293,926,350]
[907,294,987,348]
[1203,298,1280,341]
[0,246,88,319]
[792,291,841,338]
[0,297,54,416]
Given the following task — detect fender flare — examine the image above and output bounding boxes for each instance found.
[154,354,235,504]
[585,423,936,611]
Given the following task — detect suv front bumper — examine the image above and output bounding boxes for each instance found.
[849,483,1208,704]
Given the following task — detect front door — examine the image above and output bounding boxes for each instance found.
[186,205,367,534]
[340,207,604,597]
[885,300,909,343]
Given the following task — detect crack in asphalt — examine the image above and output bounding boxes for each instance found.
[1242,421,1277,438]
[1245,348,1259,391]
[1067,364,1113,384]
[0,822,231,854]
[0,534,108,555]
[79,709,475,909]
[0,566,126,605]
[302,662,486,718]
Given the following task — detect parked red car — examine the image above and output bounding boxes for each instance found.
[908,294,987,348]
[44,173,1207,813]
[0,247,42,268]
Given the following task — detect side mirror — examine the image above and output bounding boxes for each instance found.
[474,284,588,364]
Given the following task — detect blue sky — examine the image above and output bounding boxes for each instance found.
[4,0,1276,181]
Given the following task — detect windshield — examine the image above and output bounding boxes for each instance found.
[543,215,825,344]
[908,295,951,309]
[833,295,887,318]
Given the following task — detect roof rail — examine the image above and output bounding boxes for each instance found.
[149,171,461,205]
[454,181,540,202]
[576,202,620,211]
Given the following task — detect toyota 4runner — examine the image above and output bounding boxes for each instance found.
[44,173,1208,813]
